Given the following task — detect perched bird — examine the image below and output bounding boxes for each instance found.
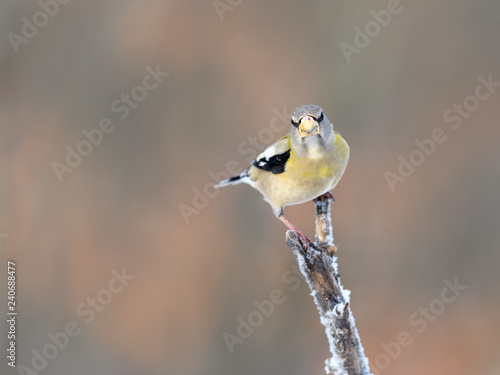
[215,104,349,248]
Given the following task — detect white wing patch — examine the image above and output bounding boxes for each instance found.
[253,135,291,174]
[256,135,290,163]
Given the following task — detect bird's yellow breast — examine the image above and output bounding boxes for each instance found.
[252,132,349,211]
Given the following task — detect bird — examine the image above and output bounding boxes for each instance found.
[215,104,350,249]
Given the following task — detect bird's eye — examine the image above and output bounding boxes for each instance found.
[291,119,299,127]
[317,112,324,122]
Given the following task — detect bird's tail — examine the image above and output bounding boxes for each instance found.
[214,169,251,188]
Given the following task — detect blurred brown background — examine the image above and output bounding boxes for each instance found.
[1,1,500,374]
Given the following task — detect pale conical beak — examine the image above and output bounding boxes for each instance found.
[299,116,320,138]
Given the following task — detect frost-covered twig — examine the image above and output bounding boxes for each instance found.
[285,194,372,375]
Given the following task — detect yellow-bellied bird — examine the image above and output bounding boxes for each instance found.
[215,105,349,249]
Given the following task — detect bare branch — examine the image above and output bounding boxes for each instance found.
[285,195,372,375]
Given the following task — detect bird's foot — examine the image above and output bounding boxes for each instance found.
[325,191,335,203]
[296,231,312,251]
[313,191,335,204]
[278,215,312,251]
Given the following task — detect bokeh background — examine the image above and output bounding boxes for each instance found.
[1,1,500,374]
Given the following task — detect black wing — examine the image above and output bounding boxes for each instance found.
[252,149,290,174]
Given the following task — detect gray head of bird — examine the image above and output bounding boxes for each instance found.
[290,105,334,157]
